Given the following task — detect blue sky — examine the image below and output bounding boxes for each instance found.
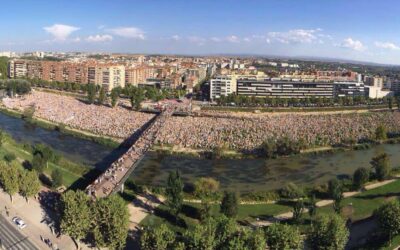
[2,0,400,64]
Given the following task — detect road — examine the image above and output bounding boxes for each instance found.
[0,215,38,250]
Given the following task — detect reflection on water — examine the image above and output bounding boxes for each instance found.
[0,112,123,170]
[132,144,400,193]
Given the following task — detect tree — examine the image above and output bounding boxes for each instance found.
[3,153,16,163]
[19,170,40,203]
[110,87,120,108]
[307,214,349,250]
[292,200,304,222]
[328,179,343,214]
[1,162,20,203]
[389,96,394,110]
[371,153,391,181]
[375,125,388,141]
[194,177,220,221]
[353,167,370,190]
[220,191,239,218]
[165,170,184,217]
[280,182,304,199]
[61,190,92,250]
[374,201,400,244]
[51,169,63,188]
[92,195,129,250]
[31,153,46,173]
[97,86,106,105]
[86,83,97,104]
[265,223,302,250]
[140,224,176,250]
[308,195,317,221]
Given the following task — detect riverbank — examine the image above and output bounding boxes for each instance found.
[0,105,121,148]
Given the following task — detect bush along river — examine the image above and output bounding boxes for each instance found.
[1,110,400,194]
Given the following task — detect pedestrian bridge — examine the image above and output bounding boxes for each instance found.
[86,102,182,198]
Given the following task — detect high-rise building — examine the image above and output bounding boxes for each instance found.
[210,75,237,100]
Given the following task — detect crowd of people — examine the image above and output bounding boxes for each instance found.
[2,91,155,139]
[156,111,400,152]
[87,104,175,197]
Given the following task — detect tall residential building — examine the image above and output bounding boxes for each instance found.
[8,60,28,78]
[210,75,237,100]
[89,65,125,91]
[125,66,156,85]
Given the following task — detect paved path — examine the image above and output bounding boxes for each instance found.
[0,190,77,250]
[128,194,165,231]
[252,178,398,227]
[0,215,38,250]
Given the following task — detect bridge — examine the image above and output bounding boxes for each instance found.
[86,100,188,198]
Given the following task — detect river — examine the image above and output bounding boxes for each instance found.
[1,111,400,193]
[0,112,125,170]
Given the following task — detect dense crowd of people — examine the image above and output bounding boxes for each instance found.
[156,111,400,152]
[2,91,155,139]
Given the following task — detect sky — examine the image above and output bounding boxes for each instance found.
[2,0,400,64]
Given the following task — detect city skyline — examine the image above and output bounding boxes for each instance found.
[2,0,400,64]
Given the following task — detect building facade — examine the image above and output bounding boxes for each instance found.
[210,75,237,100]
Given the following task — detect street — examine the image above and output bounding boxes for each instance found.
[0,214,38,250]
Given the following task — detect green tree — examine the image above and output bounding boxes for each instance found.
[51,169,63,188]
[0,129,6,147]
[353,167,370,190]
[375,125,388,141]
[97,86,106,105]
[194,177,220,221]
[307,214,349,250]
[371,153,391,181]
[31,153,45,173]
[389,96,394,110]
[0,162,20,203]
[292,200,304,222]
[220,191,239,218]
[280,182,304,199]
[92,195,129,250]
[165,170,184,217]
[140,224,176,250]
[60,190,92,250]
[374,201,400,244]
[308,195,317,221]
[19,170,40,203]
[87,83,97,104]
[328,179,343,214]
[110,87,120,107]
[265,223,303,250]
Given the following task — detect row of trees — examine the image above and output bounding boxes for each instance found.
[60,190,129,250]
[0,160,41,203]
[0,79,32,95]
[86,83,185,109]
[217,93,390,107]
[261,137,307,158]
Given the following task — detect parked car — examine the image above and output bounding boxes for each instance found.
[12,217,27,229]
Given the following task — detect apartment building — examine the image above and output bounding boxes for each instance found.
[210,75,237,100]
[89,65,125,91]
[125,66,156,85]
[8,60,28,78]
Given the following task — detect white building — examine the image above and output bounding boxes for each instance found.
[210,75,237,101]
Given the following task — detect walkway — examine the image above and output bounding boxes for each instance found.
[86,101,184,198]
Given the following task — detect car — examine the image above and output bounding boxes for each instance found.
[12,217,27,229]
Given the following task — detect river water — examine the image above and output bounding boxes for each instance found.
[1,111,400,193]
[0,112,124,170]
[131,145,400,193]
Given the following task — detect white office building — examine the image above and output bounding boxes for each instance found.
[210,75,237,101]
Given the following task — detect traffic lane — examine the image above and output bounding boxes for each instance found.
[0,215,38,250]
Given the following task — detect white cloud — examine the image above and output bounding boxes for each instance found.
[374,41,400,50]
[267,29,323,44]
[243,37,251,42]
[72,37,81,43]
[188,36,206,45]
[171,35,181,41]
[86,34,113,42]
[108,27,145,39]
[43,24,80,41]
[210,37,222,42]
[339,38,366,51]
[226,35,240,43]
